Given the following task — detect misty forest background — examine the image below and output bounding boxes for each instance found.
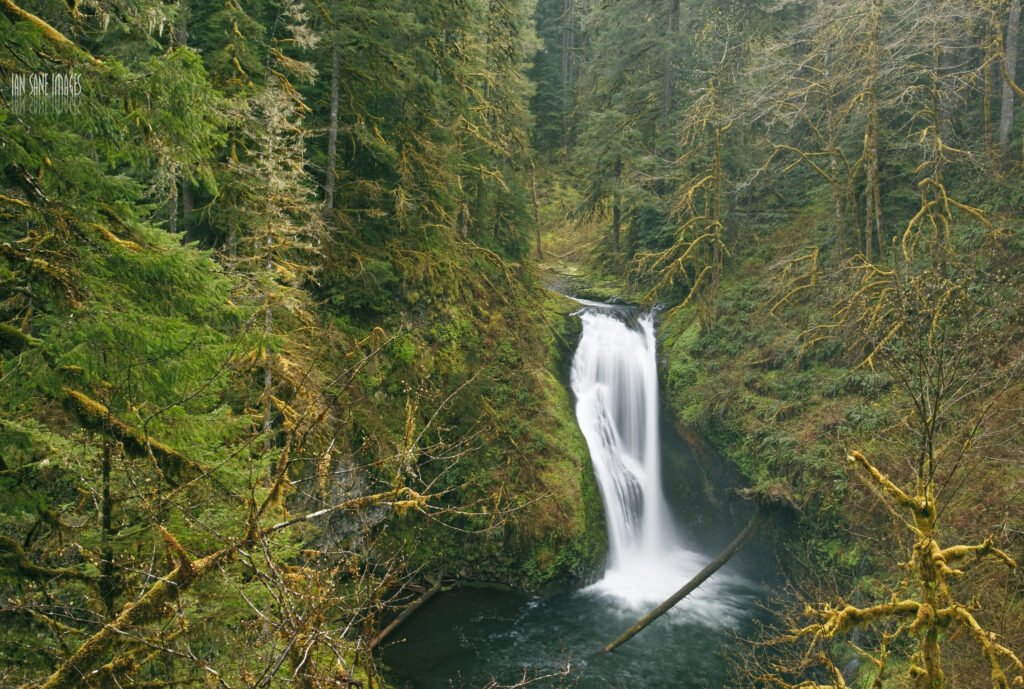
[1,0,1023,688]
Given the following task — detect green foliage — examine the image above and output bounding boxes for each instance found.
[0,1,598,686]
[323,256,402,317]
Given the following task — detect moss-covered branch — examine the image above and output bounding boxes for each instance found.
[62,387,201,482]
[29,484,433,689]
[940,538,1018,571]
[265,486,429,534]
[0,0,98,64]
[0,323,41,353]
[793,600,921,641]
[847,451,921,513]
[32,529,232,689]
[789,449,1022,689]
[952,604,1024,689]
[0,536,95,582]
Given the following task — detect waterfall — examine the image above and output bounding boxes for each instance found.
[571,300,742,618]
[570,304,677,563]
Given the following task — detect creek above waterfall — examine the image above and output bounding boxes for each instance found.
[383,300,768,689]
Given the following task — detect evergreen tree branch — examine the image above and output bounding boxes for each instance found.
[0,0,98,64]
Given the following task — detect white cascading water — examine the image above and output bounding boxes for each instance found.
[571,301,744,623]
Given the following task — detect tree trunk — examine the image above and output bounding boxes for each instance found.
[661,0,679,124]
[704,123,724,330]
[181,180,193,233]
[828,102,845,259]
[611,159,622,252]
[985,35,995,162]
[933,37,957,153]
[476,167,486,241]
[913,509,946,689]
[263,233,274,456]
[168,182,178,234]
[602,508,764,653]
[561,0,573,116]
[863,0,883,261]
[532,162,542,258]
[174,0,188,47]
[324,37,340,213]
[99,443,116,618]
[999,0,1021,158]
[263,298,273,455]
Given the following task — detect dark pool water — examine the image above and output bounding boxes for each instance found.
[381,573,766,689]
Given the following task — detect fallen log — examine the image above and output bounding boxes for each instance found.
[602,507,765,653]
[369,574,445,650]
